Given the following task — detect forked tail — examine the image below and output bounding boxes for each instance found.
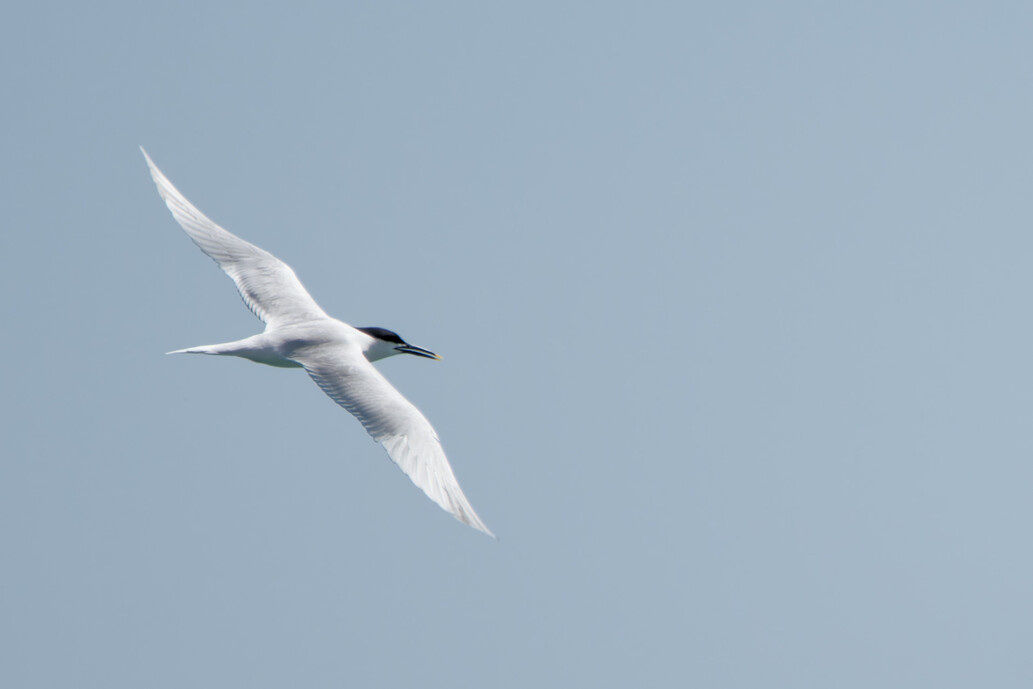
[165,336,301,368]
[166,345,220,355]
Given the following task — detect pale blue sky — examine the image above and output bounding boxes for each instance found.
[3,2,1033,687]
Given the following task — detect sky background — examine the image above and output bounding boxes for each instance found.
[3,2,1033,687]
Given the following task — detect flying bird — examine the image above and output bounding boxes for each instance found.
[142,148,493,537]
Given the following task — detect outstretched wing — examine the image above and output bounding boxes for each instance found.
[142,147,328,327]
[296,345,494,537]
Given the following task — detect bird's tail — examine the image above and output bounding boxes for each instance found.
[166,336,262,356]
[166,344,225,355]
[165,336,301,368]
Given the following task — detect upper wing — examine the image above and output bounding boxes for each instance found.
[296,345,494,537]
[142,147,328,327]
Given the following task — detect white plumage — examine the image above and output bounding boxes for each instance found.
[143,148,493,537]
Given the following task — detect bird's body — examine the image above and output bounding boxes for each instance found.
[142,148,493,537]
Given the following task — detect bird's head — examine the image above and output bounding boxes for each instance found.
[357,327,441,362]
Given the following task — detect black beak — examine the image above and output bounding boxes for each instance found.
[395,344,441,360]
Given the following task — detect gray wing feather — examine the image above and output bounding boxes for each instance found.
[298,347,494,537]
[142,148,328,327]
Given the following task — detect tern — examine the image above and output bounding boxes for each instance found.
[142,148,493,537]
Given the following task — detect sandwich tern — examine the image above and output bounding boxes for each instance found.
[142,148,493,537]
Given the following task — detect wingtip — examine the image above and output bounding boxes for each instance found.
[463,521,497,539]
[140,147,174,204]
[465,515,497,539]
[140,146,160,182]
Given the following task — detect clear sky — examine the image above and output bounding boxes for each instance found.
[2,2,1033,687]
